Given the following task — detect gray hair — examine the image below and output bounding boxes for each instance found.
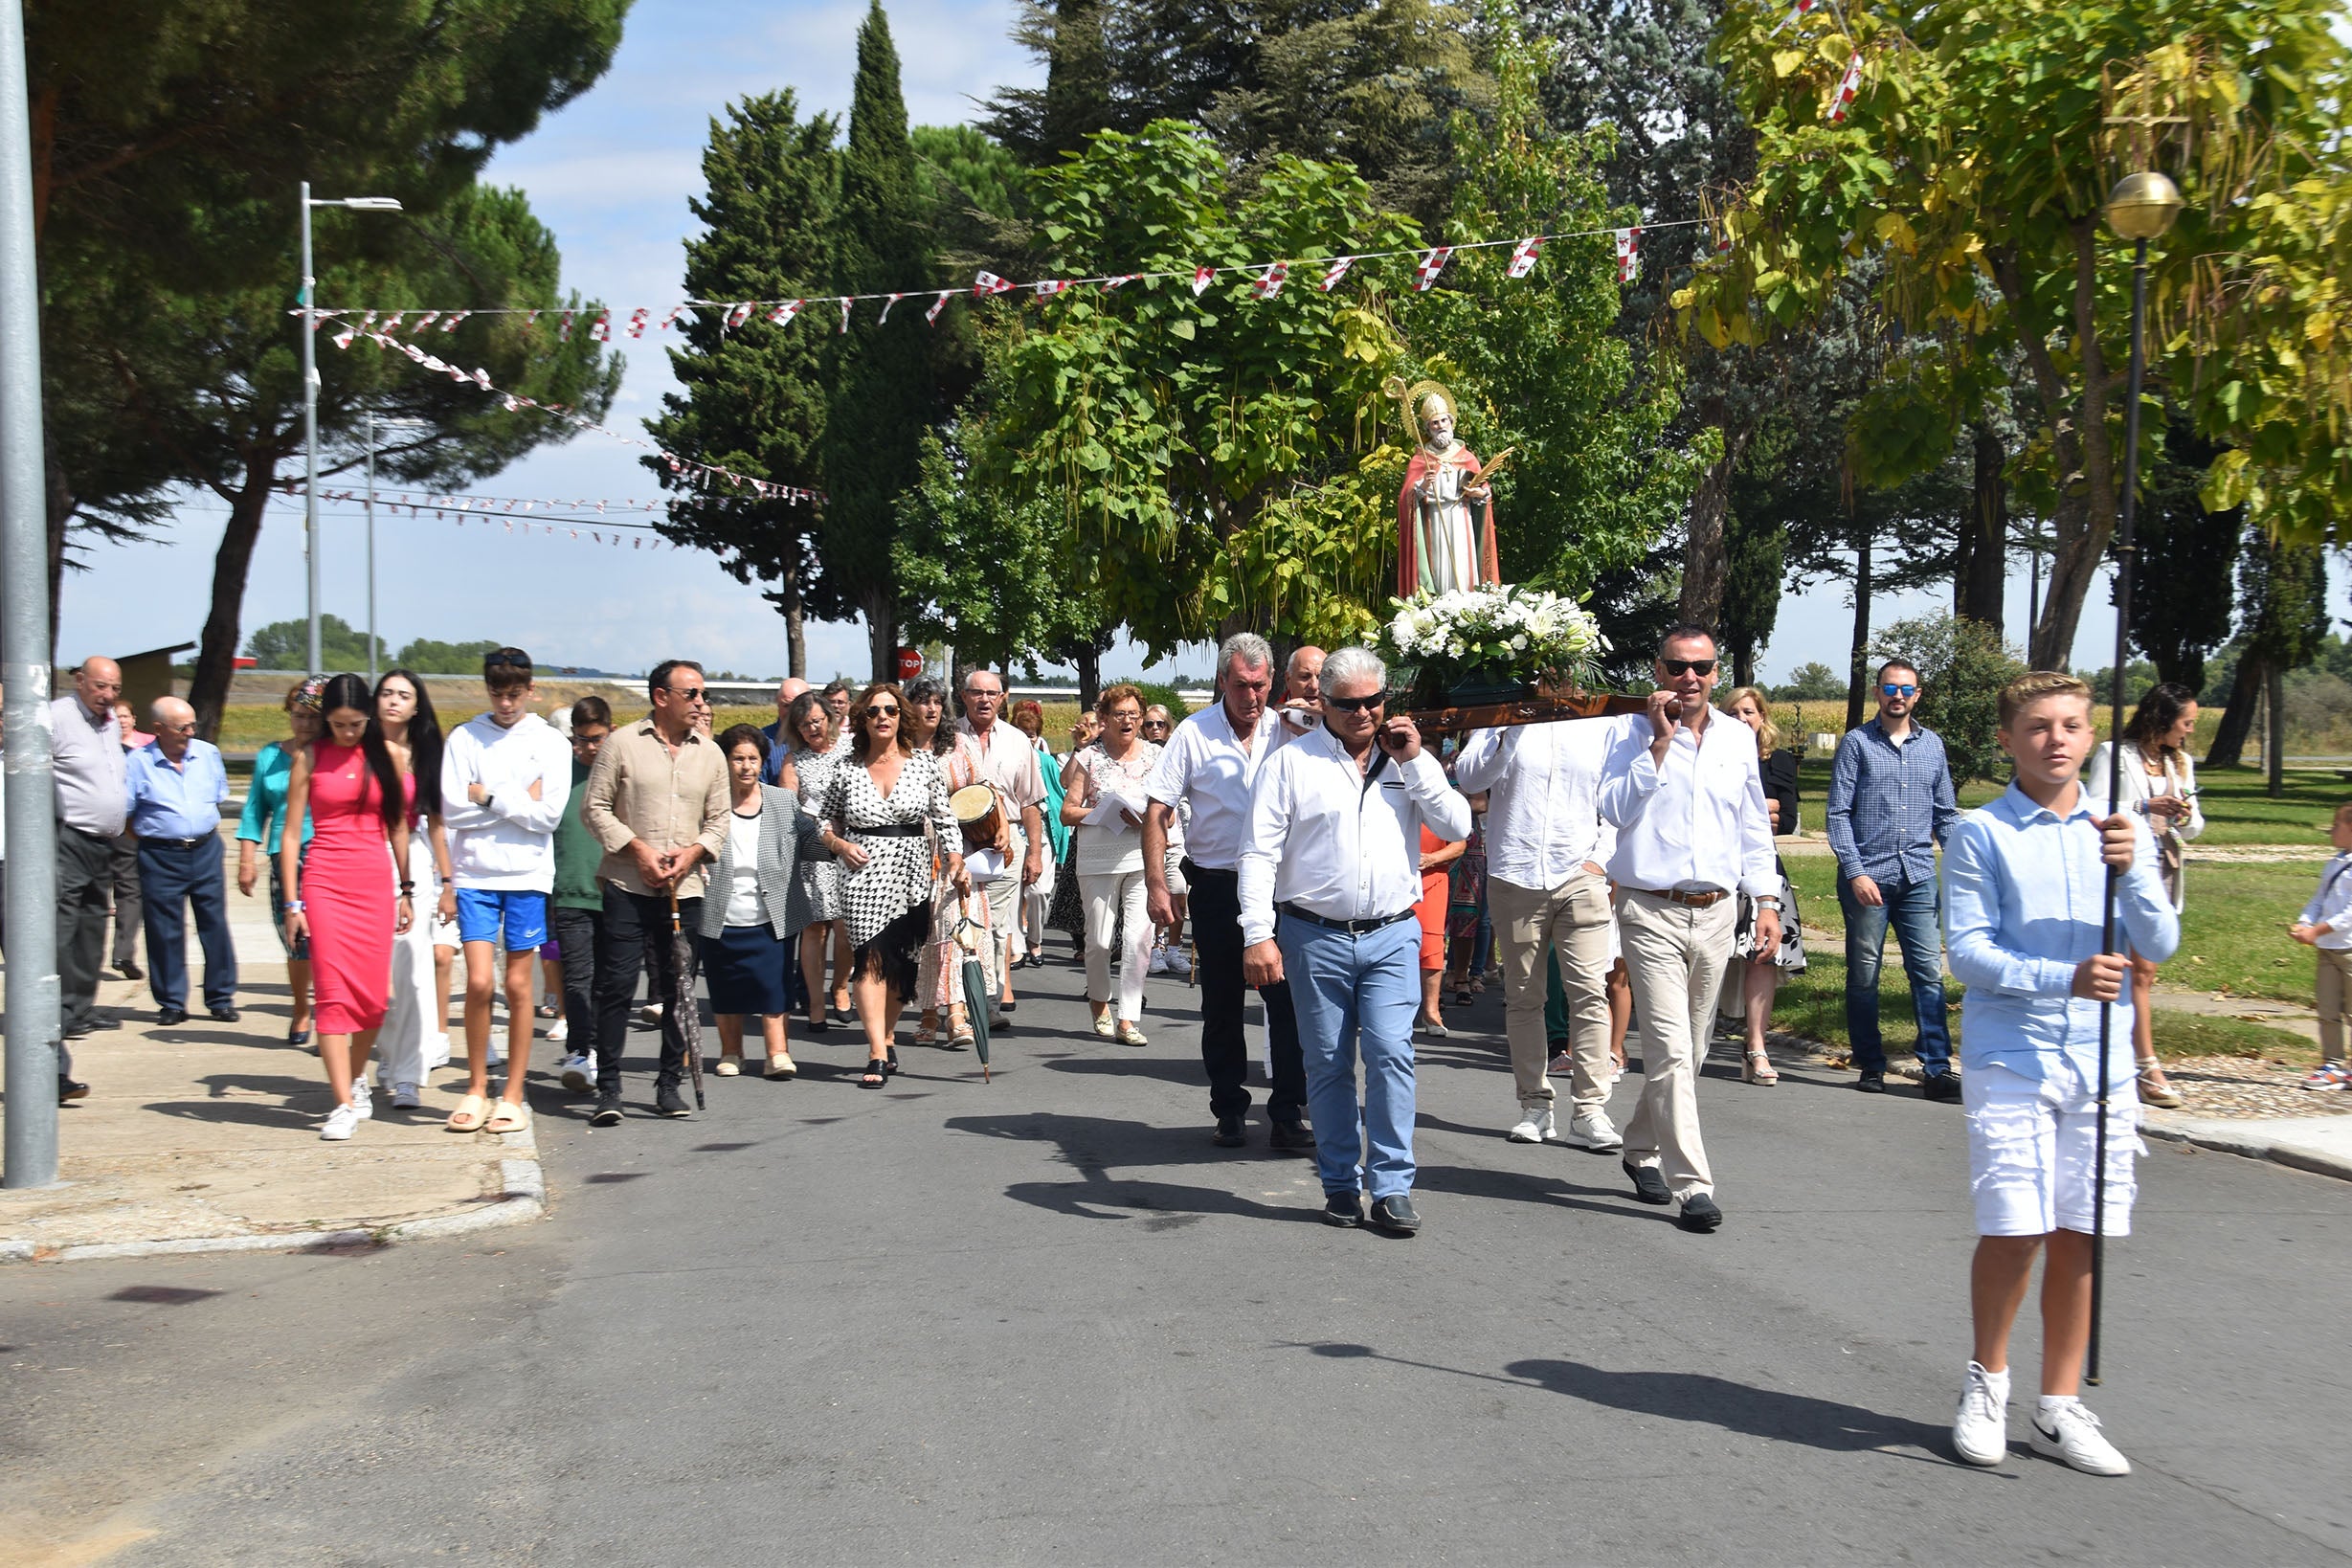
[1217,633,1272,680]
[1320,646,1387,695]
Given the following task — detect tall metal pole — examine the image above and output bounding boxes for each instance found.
[365,411,377,681]
[300,182,322,675]
[0,0,60,1187]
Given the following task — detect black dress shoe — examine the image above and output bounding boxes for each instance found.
[287,1029,311,1047]
[58,1076,90,1104]
[116,958,144,981]
[1856,1071,1887,1094]
[655,1084,693,1117]
[63,1018,98,1040]
[1369,1193,1422,1235]
[589,1092,624,1127]
[1676,1193,1724,1233]
[1212,1115,1246,1147]
[1322,1191,1364,1227]
[1921,1070,1963,1102]
[210,1006,240,1023]
[156,1007,190,1026]
[1267,1119,1316,1154]
[1623,1160,1672,1205]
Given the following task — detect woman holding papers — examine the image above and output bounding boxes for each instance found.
[1061,684,1163,1044]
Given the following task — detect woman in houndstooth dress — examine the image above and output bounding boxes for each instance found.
[775,691,852,1030]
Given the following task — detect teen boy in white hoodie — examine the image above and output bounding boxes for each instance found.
[439,648,572,1132]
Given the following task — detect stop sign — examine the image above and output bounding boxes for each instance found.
[895,646,924,681]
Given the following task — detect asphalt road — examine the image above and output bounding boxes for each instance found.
[6,948,2349,1565]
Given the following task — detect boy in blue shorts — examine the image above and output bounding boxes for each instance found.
[1941,671,2178,1477]
[439,648,573,1132]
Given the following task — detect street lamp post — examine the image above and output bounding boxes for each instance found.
[2088,168,2184,1387]
[300,185,402,674]
[365,411,378,680]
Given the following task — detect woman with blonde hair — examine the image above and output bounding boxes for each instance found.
[1062,684,1162,1043]
[773,690,853,1031]
[1720,686,1806,1086]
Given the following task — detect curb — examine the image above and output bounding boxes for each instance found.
[0,1128,546,1266]
[2139,1114,2352,1184]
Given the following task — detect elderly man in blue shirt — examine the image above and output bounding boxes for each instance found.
[124,696,238,1025]
[1826,658,1961,1098]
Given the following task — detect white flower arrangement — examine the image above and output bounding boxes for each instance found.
[1381,583,1610,703]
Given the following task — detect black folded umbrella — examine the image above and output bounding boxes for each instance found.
[953,889,993,1082]
[669,889,705,1111]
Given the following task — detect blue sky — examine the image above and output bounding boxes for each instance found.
[65,0,2214,683]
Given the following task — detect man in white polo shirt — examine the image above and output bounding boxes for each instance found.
[1145,634,1310,1152]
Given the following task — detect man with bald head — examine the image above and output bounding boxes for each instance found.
[759,677,812,785]
[53,658,128,1091]
[125,695,238,1024]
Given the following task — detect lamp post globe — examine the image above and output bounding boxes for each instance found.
[2104,170,2184,242]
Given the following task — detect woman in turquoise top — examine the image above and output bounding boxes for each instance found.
[237,677,323,1044]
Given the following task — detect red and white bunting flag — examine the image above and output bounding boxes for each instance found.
[727,302,754,328]
[1033,279,1069,297]
[1414,247,1453,291]
[414,311,441,332]
[1827,51,1865,121]
[333,317,364,350]
[926,290,952,325]
[381,311,406,335]
[559,311,575,341]
[308,309,332,332]
[837,297,851,333]
[625,307,649,338]
[974,271,1014,297]
[471,368,490,390]
[879,292,905,324]
[1192,266,1216,296]
[438,311,469,332]
[1101,274,1138,290]
[1319,257,1355,292]
[767,299,802,326]
[590,311,612,342]
[1252,262,1288,300]
[1616,226,1642,282]
[1506,236,1544,279]
[660,305,686,331]
[525,310,542,326]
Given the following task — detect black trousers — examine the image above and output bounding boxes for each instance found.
[1183,861,1306,1123]
[592,885,701,1095]
[549,904,603,1046]
[56,825,115,1050]
[109,833,143,968]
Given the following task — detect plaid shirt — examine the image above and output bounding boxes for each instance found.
[1825,718,1959,885]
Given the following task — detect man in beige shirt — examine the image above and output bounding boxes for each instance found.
[954,667,1047,1020]
[580,659,728,1123]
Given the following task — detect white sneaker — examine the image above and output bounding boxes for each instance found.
[558,1052,594,1093]
[321,1102,361,1141]
[1561,1109,1624,1152]
[1547,1050,1575,1075]
[1147,946,1170,975]
[2028,1399,2130,1476]
[548,1017,569,1044]
[486,1042,506,1069]
[1952,1362,2009,1466]
[1507,1106,1556,1144]
[349,1081,374,1121]
[392,1082,423,1109]
[1165,948,1191,977]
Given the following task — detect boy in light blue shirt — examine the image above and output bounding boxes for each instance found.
[2289,801,2352,1088]
[1940,671,2177,1478]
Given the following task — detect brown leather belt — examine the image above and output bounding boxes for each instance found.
[1626,885,1729,909]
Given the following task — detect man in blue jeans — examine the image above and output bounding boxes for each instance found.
[1826,659,1961,1098]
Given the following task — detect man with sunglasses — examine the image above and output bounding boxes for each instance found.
[1239,646,1470,1233]
[1597,625,1780,1234]
[581,659,730,1123]
[1826,658,1961,1098]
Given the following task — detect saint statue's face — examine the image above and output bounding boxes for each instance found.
[1421,401,1454,447]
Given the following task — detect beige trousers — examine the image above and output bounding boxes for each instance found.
[1490,870,1615,1113]
[1615,887,1737,1199]
[2318,945,2352,1061]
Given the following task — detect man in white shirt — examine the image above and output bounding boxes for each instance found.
[1145,634,1310,1153]
[1241,646,1470,1234]
[1455,716,1624,1153]
[1597,625,1780,1235]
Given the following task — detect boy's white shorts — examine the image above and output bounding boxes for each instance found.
[1964,1059,2144,1238]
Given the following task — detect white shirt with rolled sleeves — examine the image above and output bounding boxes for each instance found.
[1595,709,1777,898]
[1144,700,1288,872]
[1452,719,1610,890]
[1237,726,1471,948]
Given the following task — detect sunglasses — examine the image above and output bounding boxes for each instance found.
[666,686,707,703]
[1141,720,1170,729]
[865,704,901,718]
[1326,690,1388,713]
[484,653,530,670]
[1661,660,1716,677]
[1881,683,1917,697]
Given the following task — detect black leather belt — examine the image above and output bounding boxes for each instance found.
[1277,901,1415,934]
[142,836,208,850]
[1179,858,1235,881]
[856,823,926,839]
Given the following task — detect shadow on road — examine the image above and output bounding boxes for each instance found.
[949,1109,1325,1228]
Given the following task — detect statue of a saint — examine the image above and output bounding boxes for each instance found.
[1391,378,1500,597]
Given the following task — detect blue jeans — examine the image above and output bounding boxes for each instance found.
[1278,914,1421,1199]
[1837,872,1952,1075]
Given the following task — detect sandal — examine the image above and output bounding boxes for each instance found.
[885,1045,901,1076]
[914,1010,938,1046]
[2137,1059,2184,1109]
[485,1100,531,1133]
[445,1092,491,1132]
[861,1057,886,1087]
[714,1055,743,1076]
[1742,1048,1780,1086]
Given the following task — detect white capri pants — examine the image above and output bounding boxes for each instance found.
[1964,1057,2143,1237]
[1080,869,1151,1022]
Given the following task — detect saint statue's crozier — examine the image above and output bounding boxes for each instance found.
[1392,377,1501,598]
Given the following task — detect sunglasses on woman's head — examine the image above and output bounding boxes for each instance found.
[1326,690,1387,713]
[1661,659,1715,677]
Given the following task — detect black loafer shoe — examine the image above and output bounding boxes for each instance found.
[58,1076,90,1104]
[655,1085,693,1118]
[210,1007,240,1023]
[1267,1119,1316,1154]
[116,959,144,981]
[1623,1160,1673,1205]
[1369,1193,1422,1235]
[1212,1115,1246,1147]
[1921,1070,1963,1102]
[589,1092,624,1127]
[1322,1191,1365,1227]
[1856,1071,1887,1094]
[1676,1193,1724,1233]
[156,1007,189,1027]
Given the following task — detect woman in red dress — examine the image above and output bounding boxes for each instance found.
[282,674,414,1140]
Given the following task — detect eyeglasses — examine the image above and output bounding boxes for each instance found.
[1661,659,1717,677]
[1326,691,1388,713]
[1881,683,1917,697]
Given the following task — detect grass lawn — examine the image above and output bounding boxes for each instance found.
[1790,755,2347,845]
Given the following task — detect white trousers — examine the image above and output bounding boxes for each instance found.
[1080,868,1151,1022]
[376,833,452,1088]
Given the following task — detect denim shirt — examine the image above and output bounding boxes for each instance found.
[125,739,231,840]
[1826,719,1959,886]
[1942,781,2180,1088]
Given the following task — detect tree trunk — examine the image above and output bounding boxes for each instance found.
[1845,533,1874,732]
[777,569,807,680]
[862,582,896,684]
[1960,424,2007,628]
[1075,644,1102,711]
[189,468,278,741]
[2267,661,2286,799]
[2206,650,2264,769]
[1678,405,1752,631]
[1732,642,1755,690]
